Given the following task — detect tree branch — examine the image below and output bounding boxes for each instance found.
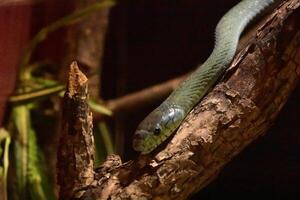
[58,0,300,199]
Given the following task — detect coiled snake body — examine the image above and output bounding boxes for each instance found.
[133,0,275,154]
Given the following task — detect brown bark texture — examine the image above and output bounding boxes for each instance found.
[58,0,300,199]
[57,62,95,200]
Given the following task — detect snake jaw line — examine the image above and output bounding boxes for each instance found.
[133,105,186,154]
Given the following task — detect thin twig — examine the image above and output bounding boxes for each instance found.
[93,73,189,121]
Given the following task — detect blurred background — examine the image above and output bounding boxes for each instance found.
[0,0,299,199]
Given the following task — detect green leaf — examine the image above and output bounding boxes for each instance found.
[12,105,56,199]
[12,105,30,198]
[88,100,113,116]
[27,128,55,200]
[0,128,11,200]
[9,84,65,104]
[93,122,115,166]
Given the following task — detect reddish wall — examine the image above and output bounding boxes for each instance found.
[0,1,72,125]
[0,5,32,125]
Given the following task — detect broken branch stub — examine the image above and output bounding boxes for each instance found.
[57,61,95,200]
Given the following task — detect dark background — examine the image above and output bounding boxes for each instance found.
[0,0,299,198]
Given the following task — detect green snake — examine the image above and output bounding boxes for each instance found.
[133,0,275,154]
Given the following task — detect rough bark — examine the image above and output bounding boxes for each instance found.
[59,0,300,199]
[57,62,95,200]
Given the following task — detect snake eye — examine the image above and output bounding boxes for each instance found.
[153,127,161,135]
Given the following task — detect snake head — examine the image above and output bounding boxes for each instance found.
[133,105,185,154]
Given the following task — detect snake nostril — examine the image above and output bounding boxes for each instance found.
[134,130,147,140]
[135,133,143,139]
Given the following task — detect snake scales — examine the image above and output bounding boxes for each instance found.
[133,0,276,154]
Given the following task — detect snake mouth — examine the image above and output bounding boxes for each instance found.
[133,142,152,154]
[133,140,160,155]
[132,138,144,152]
[132,138,156,154]
[132,131,158,154]
[132,130,149,152]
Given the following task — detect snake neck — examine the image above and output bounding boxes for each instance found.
[133,0,275,154]
[165,0,274,111]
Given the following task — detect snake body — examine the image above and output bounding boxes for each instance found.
[133,0,275,154]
